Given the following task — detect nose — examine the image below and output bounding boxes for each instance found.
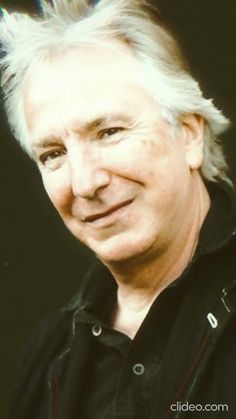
[68,144,110,199]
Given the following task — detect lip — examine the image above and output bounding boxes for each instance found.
[83,199,133,224]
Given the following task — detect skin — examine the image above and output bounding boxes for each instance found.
[23,42,210,338]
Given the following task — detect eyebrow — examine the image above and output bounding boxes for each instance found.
[76,113,132,133]
[32,112,132,152]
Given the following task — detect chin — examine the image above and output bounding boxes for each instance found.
[90,233,160,265]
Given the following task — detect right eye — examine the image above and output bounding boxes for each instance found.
[39,150,65,166]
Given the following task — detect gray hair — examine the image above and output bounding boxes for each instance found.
[0,0,231,184]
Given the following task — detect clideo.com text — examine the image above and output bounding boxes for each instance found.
[171,401,229,413]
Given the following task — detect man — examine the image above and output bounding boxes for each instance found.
[0,1,236,418]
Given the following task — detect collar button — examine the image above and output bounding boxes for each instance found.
[132,363,145,375]
[92,324,102,336]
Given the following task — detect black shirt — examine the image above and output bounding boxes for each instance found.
[77,276,190,418]
[11,181,236,419]
[72,181,236,419]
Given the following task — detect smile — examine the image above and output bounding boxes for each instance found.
[84,199,133,224]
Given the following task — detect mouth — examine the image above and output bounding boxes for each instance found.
[83,199,133,223]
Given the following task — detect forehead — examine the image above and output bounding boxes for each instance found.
[24,41,145,104]
[23,41,162,142]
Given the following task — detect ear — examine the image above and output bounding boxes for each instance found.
[181,114,204,170]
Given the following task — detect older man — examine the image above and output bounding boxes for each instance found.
[1,1,236,418]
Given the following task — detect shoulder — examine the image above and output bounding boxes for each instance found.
[22,309,73,359]
[14,261,107,387]
[14,309,74,389]
[10,309,74,418]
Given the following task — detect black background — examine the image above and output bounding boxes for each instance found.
[0,1,235,418]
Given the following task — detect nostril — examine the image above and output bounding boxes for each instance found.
[71,169,110,199]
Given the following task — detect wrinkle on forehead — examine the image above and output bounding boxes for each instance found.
[32,112,136,151]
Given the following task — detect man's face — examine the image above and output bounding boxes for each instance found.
[24,43,203,264]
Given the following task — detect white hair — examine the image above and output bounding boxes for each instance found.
[0,0,231,184]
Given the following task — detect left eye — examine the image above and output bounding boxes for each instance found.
[98,127,124,139]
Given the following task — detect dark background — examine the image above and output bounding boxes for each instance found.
[0,1,235,418]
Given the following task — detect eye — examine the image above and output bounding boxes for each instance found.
[39,150,65,166]
[98,127,124,139]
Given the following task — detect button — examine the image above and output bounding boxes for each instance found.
[92,324,102,336]
[207,312,218,329]
[132,363,145,375]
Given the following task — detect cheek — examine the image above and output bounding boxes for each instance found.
[41,171,72,214]
[104,137,167,180]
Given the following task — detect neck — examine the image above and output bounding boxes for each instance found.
[105,174,210,338]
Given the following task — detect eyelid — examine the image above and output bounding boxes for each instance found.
[38,149,65,165]
[97,126,125,139]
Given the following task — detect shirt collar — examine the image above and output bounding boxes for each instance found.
[196,180,236,256]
